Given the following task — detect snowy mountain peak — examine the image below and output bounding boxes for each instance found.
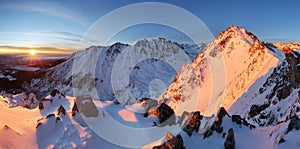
[215,26,263,52]
[134,38,182,51]
[159,26,281,116]
[274,42,300,53]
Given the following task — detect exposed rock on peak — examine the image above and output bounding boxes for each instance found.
[153,133,185,149]
[149,103,176,127]
[56,105,66,115]
[217,107,230,123]
[159,25,280,117]
[274,42,300,53]
[181,111,202,136]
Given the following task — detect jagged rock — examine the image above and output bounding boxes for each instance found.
[204,107,229,139]
[50,89,66,98]
[182,111,202,136]
[287,115,300,133]
[149,103,175,126]
[71,100,79,116]
[141,98,158,113]
[203,120,223,139]
[75,95,99,117]
[224,128,235,149]
[249,103,269,118]
[279,137,285,144]
[56,105,66,115]
[153,134,185,149]
[50,89,60,97]
[217,107,230,123]
[232,115,242,125]
[38,101,44,110]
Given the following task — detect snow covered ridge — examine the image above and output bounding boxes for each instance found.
[28,38,203,101]
[159,26,282,116]
[274,42,300,53]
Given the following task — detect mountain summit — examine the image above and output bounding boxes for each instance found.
[159,26,282,116]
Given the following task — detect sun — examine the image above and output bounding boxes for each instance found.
[29,49,36,56]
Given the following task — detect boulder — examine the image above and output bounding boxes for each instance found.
[287,115,300,133]
[232,115,242,125]
[153,134,185,149]
[182,111,202,136]
[149,103,175,126]
[75,95,99,118]
[224,128,235,149]
[38,101,44,110]
[217,107,230,123]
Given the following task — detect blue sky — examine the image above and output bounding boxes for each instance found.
[0,0,299,53]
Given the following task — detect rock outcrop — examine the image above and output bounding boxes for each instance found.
[149,103,176,126]
[224,128,235,149]
[287,115,300,133]
[182,111,202,136]
[153,133,185,149]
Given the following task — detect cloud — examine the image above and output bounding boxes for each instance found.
[0,1,91,27]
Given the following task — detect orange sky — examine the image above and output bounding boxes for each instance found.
[0,46,74,55]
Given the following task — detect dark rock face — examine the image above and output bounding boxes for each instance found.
[224,128,235,149]
[279,137,285,144]
[249,103,269,118]
[286,52,300,88]
[204,107,229,138]
[71,100,79,116]
[75,95,99,118]
[50,89,60,97]
[232,115,242,125]
[155,103,176,126]
[232,115,256,129]
[182,111,202,136]
[153,134,185,149]
[287,115,300,133]
[259,51,300,103]
[56,105,66,115]
[38,101,44,110]
[50,89,66,98]
[217,107,230,123]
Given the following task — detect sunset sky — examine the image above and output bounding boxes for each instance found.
[0,0,300,54]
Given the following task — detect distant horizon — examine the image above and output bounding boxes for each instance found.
[1,34,299,55]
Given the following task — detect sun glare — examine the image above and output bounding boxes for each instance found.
[29,49,36,56]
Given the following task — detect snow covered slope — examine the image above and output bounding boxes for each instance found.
[29,39,202,103]
[159,26,281,116]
